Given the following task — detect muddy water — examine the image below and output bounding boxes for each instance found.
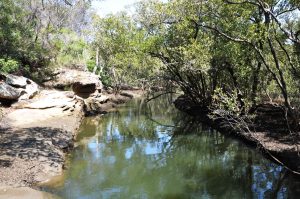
[43,96,300,199]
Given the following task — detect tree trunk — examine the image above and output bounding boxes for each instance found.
[250,62,261,108]
[93,47,99,74]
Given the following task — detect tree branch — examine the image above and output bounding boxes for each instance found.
[62,0,72,6]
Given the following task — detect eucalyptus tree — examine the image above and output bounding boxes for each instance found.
[22,0,95,67]
[0,0,96,75]
[91,12,162,87]
[0,0,41,73]
[134,0,215,106]
[197,0,300,114]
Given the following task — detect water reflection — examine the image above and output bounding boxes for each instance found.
[44,96,300,199]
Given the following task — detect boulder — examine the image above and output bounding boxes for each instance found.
[96,95,110,103]
[0,82,24,100]
[19,79,39,100]
[0,75,39,102]
[83,94,110,115]
[44,69,103,92]
[6,74,28,88]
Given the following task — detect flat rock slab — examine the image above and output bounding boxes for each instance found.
[2,90,81,130]
[0,89,84,187]
[0,88,144,196]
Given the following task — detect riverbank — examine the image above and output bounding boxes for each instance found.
[0,80,144,198]
[174,95,300,175]
[0,90,85,188]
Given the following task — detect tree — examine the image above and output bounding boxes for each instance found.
[133,0,300,117]
[0,0,96,76]
[91,12,162,87]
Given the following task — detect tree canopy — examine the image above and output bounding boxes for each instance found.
[1,0,300,114]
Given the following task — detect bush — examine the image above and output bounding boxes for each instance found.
[0,58,19,73]
[100,71,112,87]
[86,60,96,72]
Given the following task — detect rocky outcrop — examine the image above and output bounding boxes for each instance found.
[83,93,110,115]
[0,83,23,100]
[44,69,102,92]
[18,79,39,101]
[5,75,28,88]
[82,90,142,116]
[72,81,96,98]
[0,75,39,103]
[0,67,145,193]
[0,90,84,187]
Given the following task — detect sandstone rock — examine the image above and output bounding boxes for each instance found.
[83,95,111,115]
[19,79,39,101]
[44,69,103,92]
[0,83,23,100]
[6,74,28,88]
[72,82,96,98]
[96,95,110,103]
[12,90,75,109]
[0,74,39,102]
[120,91,133,98]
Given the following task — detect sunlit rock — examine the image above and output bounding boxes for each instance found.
[6,74,28,88]
[0,82,23,100]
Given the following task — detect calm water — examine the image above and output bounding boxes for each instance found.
[44,96,300,199]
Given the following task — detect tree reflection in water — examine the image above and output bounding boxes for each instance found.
[44,95,300,199]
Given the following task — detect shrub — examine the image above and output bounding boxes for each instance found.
[0,58,19,73]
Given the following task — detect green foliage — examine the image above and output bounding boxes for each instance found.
[53,29,90,67]
[91,13,162,87]
[1,0,300,116]
[0,58,19,73]
[99,71,112,87]
[0,0,93,77]
[86,60,96,72]
[212,88,244,115]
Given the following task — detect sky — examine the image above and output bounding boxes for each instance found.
[92,0,140,17]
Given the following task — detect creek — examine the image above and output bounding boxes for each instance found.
[43,95,300,199]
